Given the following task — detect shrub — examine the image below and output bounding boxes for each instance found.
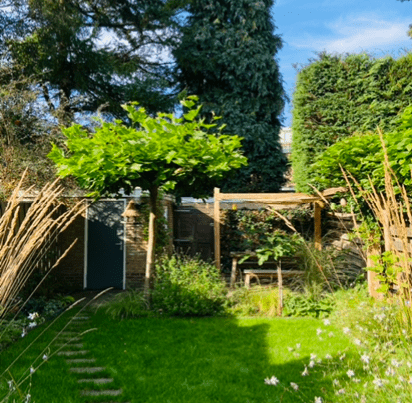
[283,291,335,318]
[152,255,227,317]
[105,290,151,320]
[227,286,286,317]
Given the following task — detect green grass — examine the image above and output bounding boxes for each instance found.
[0,307,355,403]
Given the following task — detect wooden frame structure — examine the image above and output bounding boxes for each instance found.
[213,188,338,271]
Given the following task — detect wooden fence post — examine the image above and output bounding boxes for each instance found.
[214,188,221,271]
[314,201,322,251]
[367,244,383,299]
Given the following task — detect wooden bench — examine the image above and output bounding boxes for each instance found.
[230,251,303,288]
[243,269,304,288]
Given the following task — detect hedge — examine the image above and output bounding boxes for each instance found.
[291,52,412,192]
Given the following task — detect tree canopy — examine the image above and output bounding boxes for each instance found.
[48,96,247,293]
[173,0,287,192]
[0,0,182,124]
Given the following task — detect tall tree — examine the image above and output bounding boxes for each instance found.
[0,0,182,124]
[49,97,247,295]
[173,0,287,192]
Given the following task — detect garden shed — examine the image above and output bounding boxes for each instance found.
[12,189,174,292]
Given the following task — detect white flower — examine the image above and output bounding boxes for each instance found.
[325,354,332,360]
[323,319,331,325]
[347,369,355,378]
[42,354,48,360]
[361,354,370,364]
[392,359,401,368]
[287,347,293,352]
[373,378,384,388]
[290,382,299,390]
[302,367,309,376]
[296,343,301,349]
[314,397,323,403]
[28,322,37,329]
[333,379,340,386]
[339,353,346,361]
[309,360,315,368]
[21,329,26,338]
[310,353,317,360]
[343,327,350,334]
[316,328,323,336]
[352,378,361,383]
[7,380,14,391]
[264,376,279,386]
[27,312,39,320]
[24,394,31,403]
[29,367,35,374]
[336,388,346,395]
[385,367,396,376]
[353,338,362,346]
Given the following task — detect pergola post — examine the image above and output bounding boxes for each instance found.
[214,188,221,271]
[314,201,322,251]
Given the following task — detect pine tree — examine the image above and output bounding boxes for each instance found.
[173,0,287,192]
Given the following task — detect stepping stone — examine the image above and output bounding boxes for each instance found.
[80,389,122,397]
[57,350,89,356]
[70,367,106,373]
[57,343,84,348]
[66,358,96,364]
[77,378,114,384]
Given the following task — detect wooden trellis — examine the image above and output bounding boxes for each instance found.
[213,187,344,271]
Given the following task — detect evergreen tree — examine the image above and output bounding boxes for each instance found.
[0,0,182,124]
[173,0,287,192]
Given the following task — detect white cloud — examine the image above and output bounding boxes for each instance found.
[292,13,411,54]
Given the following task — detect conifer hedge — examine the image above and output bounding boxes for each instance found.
[292,52,412,192]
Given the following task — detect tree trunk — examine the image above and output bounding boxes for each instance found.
[144,186,158,299]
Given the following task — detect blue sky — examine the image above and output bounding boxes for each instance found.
[272,0,412,127]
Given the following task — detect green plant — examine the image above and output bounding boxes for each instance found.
[49,96,247,295]
[283,292,335,318]
[227,286,288,317]
[173,0,287,192]
[152,254,227,316]
[105,290,151,320]
[253,231,303,265]
[292,52,412,192]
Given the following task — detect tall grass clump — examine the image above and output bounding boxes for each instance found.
[152,254,227,316]
[0,172,84,319]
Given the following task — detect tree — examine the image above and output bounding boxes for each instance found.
[173,0,287,192]
[0,0,183,124]
[48,96,247,295]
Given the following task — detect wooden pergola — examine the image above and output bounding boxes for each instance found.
[213,187,345,271]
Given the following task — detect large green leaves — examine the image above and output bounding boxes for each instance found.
[48,97,247,198]
[310,105,412,196]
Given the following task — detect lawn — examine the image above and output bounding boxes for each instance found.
[0,308,355,403]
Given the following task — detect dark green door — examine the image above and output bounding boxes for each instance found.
[86,200,125,289]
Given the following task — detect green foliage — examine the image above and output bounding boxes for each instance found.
[173,0,287,192]
[0,0,180,123]
[292,52,412,192]
[227,286,287,317]
[48,96,247,199]
[152,255,227,316]
[367,251,405,294]
[254,231,303,265]
[283,292,335,318]
[310,105,412,195]
[105,290,151,320]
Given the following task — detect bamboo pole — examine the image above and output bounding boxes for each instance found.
[214,188,221,271]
